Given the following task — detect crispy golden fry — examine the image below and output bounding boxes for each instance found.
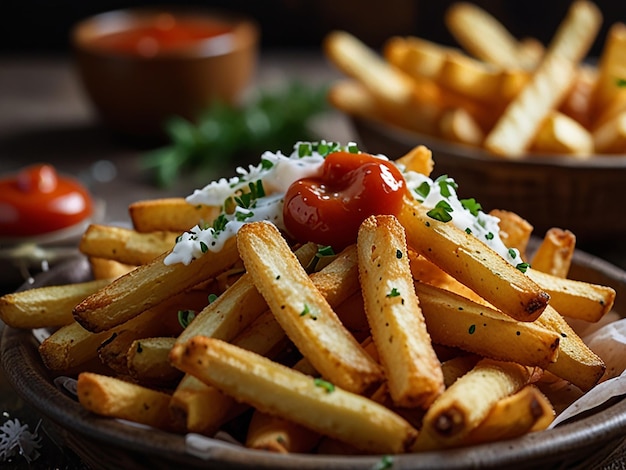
[246,411,321,454]
[89,257,136,280]
[384,36,452,79]
[592,111,626,153]
[170,244,363,435]
[79,224,179,265]
[536,305,605,391]
[415,282,560,368]
[395,144,434,177]
[414,359,532,450]
[357,215,444,408]
[324,30,415,109]
[0,278,111,329]
[39,322,112,371]
[484,54,577,156]
[127,337,182,387]
[129,198,220,233]
[490,209,533,260]
[77,372,180,432]
[327,79,382,122]
[236,221,382,394]
[591,22,626,124]
[546,1,602,63]
[170,337,418,454]
[463,385,555,445]
[527,269,616,323]
[437,52,503,104]
[441,355,480,388]
[438,107,484,146]
[530,111,594,156]
[445,2,536,69]
[73,237,239,332]
[398,199,550,321]
[531,228,576,278]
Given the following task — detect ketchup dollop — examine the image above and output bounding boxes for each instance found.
[283,151,409,250]
[89,13,233,57]
[0,164,94,237]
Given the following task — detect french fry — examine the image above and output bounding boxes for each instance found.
[170,336,418,454]
[73,237,240,332]
[384,36,452,80]
[398,199,550,321]
[89,257,136,280]
[445,2,536,69]
[546,1,602,64]
[245,411,321,454]
[591,22,626,125]
[484,54,577,156]
[438,107,484,146]
[536,305,605,391]
[531,228,576,278]
[414,359,532,450]
[592,110,626,153]
[129,198,220,233]
[530,111,594,156]
[0,278,111,329]
[357,215,444,408]
[236,221,383,394]
[327,80,382,122]
[415,282,560,368]
[127,337,182,387]
[437,52,503,104]
[79,224,179,265]
[463,385,555,445]
[76,372,180,432]
[527,269,616,323]
[395,144,434,176]
[489,209,533,260]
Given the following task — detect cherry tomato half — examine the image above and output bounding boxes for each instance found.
[283,151,408,250]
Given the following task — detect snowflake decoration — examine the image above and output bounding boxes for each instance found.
[0,417,42,463]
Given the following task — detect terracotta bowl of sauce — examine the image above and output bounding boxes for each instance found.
[71,8,259,138]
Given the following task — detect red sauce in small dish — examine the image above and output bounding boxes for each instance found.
[0,164,93,237]
[89,13,233,57]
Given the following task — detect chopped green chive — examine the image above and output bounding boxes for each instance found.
[516,262,531,273]
[427,200,453,222]
[313,378,335,393]
[177,309,196,329]
[387,287,401,298]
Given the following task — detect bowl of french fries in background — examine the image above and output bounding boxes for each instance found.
[324,0,626,244]
[2,139,626,469]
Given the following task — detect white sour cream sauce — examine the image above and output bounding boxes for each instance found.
[164,142,520,267]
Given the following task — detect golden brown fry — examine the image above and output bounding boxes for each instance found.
[530,111,594,156]
[89,257,136,280]
[77,372,180,432]
[592,111,626,153]
[395,144,434,177]
[170,336,418,454]
[398,199,550,321]
[415,282,560,368]
[127,337,182,387]
[531,228,576,278]
[546,1,602,63]
[0,279,111,329]
[536,305,605,391]
[73,237,240,332]
[236,221,382,394]
[80,224,179,265]
[484,54,577,156]
[489,209,533,260]
[437,52,502,104]
[591,22,626,124]
[438,107,484,146]
[445,2,535,69]
[527,269,616,323]
[246,411,321,454]
[129,197,220,233]
[463,385,555,445]
[414,359,532,450]
[358,215,444,408]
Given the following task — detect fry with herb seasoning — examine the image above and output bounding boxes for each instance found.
[129,198,221,233]
[170,336,418,454]
[357,215,444,408]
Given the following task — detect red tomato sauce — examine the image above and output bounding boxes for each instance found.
[89,14,232,57]
[283,151,408,250]
[0,164,93,237]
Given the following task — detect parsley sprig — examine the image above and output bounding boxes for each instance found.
[143,82,329,187]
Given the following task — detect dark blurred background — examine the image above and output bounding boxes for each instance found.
[2,0,626,56]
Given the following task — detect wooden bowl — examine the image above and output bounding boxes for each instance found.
[351,116,626,245]
[2,251,626,469]
[71,7,259,139]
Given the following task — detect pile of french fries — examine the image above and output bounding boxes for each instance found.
[325,1,626,158]
[0,145,619,456]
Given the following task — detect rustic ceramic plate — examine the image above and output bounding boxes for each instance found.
[2,252,626,470]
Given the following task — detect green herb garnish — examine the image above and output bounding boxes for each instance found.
[313,378,335,393]
[516,262,531,273]
[387,287,401,298]
[426,200,454,222]
[177,309,196,329]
